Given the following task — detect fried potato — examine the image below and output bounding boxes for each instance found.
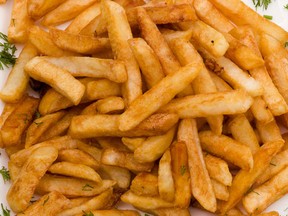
[255,119,282,143]
[150,208,191,216]
[0,43,38,103]
[211,179,229,201]
[130,172,159,196]
[25,57,85,105]
[80,14,106,37]
[74,209,140,216]
[17,191,70,216]
[85,79,121,100]
[250,96,274,124]
[7,146,58,213]
[121,137,146,151]
[95,97,125,114]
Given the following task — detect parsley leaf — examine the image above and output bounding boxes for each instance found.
[1,203,10,216]
[180,165,187,176]
[0,166,10,183]
[82,210,94,216]
[252,0,272,10]
[0,32,17,70]
[82,184,94,191]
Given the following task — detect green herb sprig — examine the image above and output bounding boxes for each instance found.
[252,0,272,10]
[82,210,94,216]
[0,32,17,70]
[0,166,10,183]
[0,203,10,216]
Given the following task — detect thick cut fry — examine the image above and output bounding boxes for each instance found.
[101,148,154,172]
[41,56,127,83]
[219,140,284,214]
[134,127,176,163]
[8,0,33,43]
[121,137,145,151]
[49,28,111,55]
[41,0,98,26]
[250,96,273,124]
[85,79,121,100]
[150,208,191,216]
[0,96,39,147]
[102,0,142,105]
[25,57,85,105]
[130,172,158,196]
[160,90,253,118]
[211,179,229,201]
[118,62,202,131]
[25,111,66,148]
[0,43,38,103]
[199,131,253,170]
[178,119,216,212]
[80,14,106,36]
[243,166,288,214]
[36,174,116,197]
[27,0,66,19]
[95,97,125,114]
[256,119,282,143]
[128,38,165,89]
[74,209,140,216]
[17,191,70,216]
[7,146,58,213]
[28,25,75,57]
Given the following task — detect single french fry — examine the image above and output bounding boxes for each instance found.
[255,119,282,143]
[219,140,284,214]
[224,208,244,216]
[130,172,159,197]
[209,71,232,92]
[7,146,58,213]
[96,137,130,152]
[81,101,98,115]
[49,28,110,55]
[159,90,253,118]
[25,57,85,105]
[250,96,273,124]
[134,126,176,163]
[199,131,253,170]
[25,111,66,148]
[102,0,142,105]
[35,174,116,197]
[118,62,202,131]
[80,14,106,37]
[95,96,125,114]
[177,119,216,212]
[121,137,146,151]
[8,0,33,43]
[1,96,39,147]
[211,179,229,201]
[0,43,38,103]
[41,0,98,26]
[86,79,121,100]
[128,38,165,89]
[150,208,191,216]
[243,166,288,214]
[74,209,140,216]
[255,212,280,216]
[28,25,75,57]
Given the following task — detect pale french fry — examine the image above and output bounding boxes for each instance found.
[199,131,253,170]
[102,0,142,105]
[97,137,130,151]
[118,62,202,131]
[80,14,106,37]
[193,0,234,33]
[150,208,191,216]
[211,179,229,201]
[81,101,98,115]
[36,174,116,197]
[28,25,75,57]
[57,188,113,216]
[158,149,175,202]
[177,119,216,212]
[66,2,101,34]
[209,71,232,92]
[25,57,85,105]
[256,212,280,216]
[7,146,58,213]
[159,90,253,118]
[8,0,33,43]
[130,172,159,196]
[224,208,244,216]
[250,96,274,124]
[219,140,284,214]
[49,28,110,55]
[255,119,282,143]
[228,114,260,154]
[243,166,288,214]
[204,153,232,186]
[25,111,66,148]
[121,137,146,151]
[74,209,140,216]
[41,0,98,26]
[17,191,70,216]
[0,43,38,103]
[0,96,39,147]
[95,96,125,114]
[161,28,193,42]
[134,126,176,163]
[101,148,154,172]
[128,38,165,89]
[86,79,121,100]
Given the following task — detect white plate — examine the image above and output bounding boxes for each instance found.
[0,1,288,215]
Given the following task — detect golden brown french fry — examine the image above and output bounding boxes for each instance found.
[80,14,106,37]
[121,137,146,151]
[158,149,175,202]
[8,0,33,43]
[243,166,288,214]
[0,96,39,147]
[177,119,216,212]
[27,0,66,19]
[159,90,253,118]
[102,0,142,105]
[199,131,253,170]
[7,146,58,213]
[224,208,244,216]
[128,38,165,89]
[36,174,116,197]
[209,71,232,92]
[255,119,282,143]
[255,211,280,216]
[219,140,284,214]
[130,172,159,197]
[150,208,191,216]
[49,28,110,55]
[250,96,273,124]
[211,179,229,201]
[28,25,75,57]
[25,57,86,105]
[81,101,98,115]
[134,126,176,163]
[17,191,70,216]
[0,43,38,103]
[94,97,125,114]
[65,2,101,34]
[97,137,130,151]
[0,102,19,128]
[85,79,121,100]
[41,0,98,26]
[118,62,201,131]
[74,209,140,216]
[25,111,66,148]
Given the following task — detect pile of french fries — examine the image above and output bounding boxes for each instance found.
[0,0,288,215]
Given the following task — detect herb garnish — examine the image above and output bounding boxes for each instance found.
[0,203,10,216]
[0,166,10,183]
[82,184,94,191]
[82,210,94,216]
[43,196,49,206]
[180,165,187,176]
[252,0,272,10]
[284,4,288,9]
[263,15,273,20]
[0,32,17,70]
